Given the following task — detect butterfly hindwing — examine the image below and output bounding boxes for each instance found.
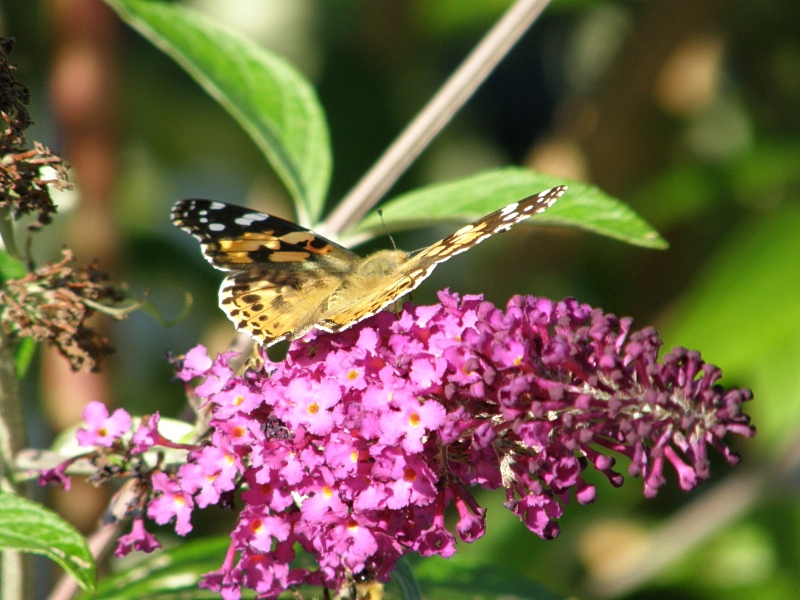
[172,186,565,346]
[220,268,339,346]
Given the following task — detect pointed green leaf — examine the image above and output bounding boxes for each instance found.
[104,0,331,224]
[0,207,22,264]
[78,536,234,599]
[346,168,666,249]
[0,492,96,592]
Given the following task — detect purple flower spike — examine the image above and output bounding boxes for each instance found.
[157,291,754,598]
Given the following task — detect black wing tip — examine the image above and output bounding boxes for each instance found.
[172,197,211,213]
[171,199,235,231]
[516,185,567,213]
[171,199,199,224]
[540,184,568,203]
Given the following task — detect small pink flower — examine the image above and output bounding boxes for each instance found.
[114,518,161,557]
[131,412,161,454]
[76,401,131,447]
[147,472,194,535]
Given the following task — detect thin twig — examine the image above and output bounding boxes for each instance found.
[0,332,30,600]
[322,0,553,236]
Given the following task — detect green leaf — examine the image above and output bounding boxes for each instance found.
[104,0,331,224]
[346,168,667,249]
[78,536,239,600]
[0,491,96,592]
[79,534,561,599]
[0,247,26,282]
[0,207,22,264]
[727,140,800,200]
[13,337,37,378]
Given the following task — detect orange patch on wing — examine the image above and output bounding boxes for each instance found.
[279,232,317,244]
[225,251,255,264]
[269,251,312,262]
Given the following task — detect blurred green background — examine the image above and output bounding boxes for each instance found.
[3,0,800,598]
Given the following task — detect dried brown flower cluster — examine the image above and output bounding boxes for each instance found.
[1,249,125,371]
[0,38,137,371]
[0,38,67,228]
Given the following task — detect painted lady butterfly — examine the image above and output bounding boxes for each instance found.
[172,185,565,347]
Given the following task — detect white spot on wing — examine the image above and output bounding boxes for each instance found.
[209,223,225,232]
[209,202,226,210]
[499,203,519,216]
[235,213,269,226]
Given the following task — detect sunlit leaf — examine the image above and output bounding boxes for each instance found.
[0,247,26,282]
[346,168,666,249]
[104,0,331,224]
[0,492,96,592]
[409,562,565,600]
[391,558,423,600]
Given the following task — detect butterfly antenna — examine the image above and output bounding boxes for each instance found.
[378,209,406,311]
[378,209,398,252]
[377,209,409,312]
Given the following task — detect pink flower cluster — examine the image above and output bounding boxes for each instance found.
[60,291,755,599]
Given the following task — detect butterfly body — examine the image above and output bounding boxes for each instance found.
[172,185,565,347]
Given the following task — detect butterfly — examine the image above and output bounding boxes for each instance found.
[172,185,566,347]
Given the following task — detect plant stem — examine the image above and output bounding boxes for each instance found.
[0,331,29,600]
[323,0,553,236]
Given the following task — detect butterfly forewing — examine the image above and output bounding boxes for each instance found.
[410,185,565,266]
[172,199,357,271]
[172,186,565,347]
